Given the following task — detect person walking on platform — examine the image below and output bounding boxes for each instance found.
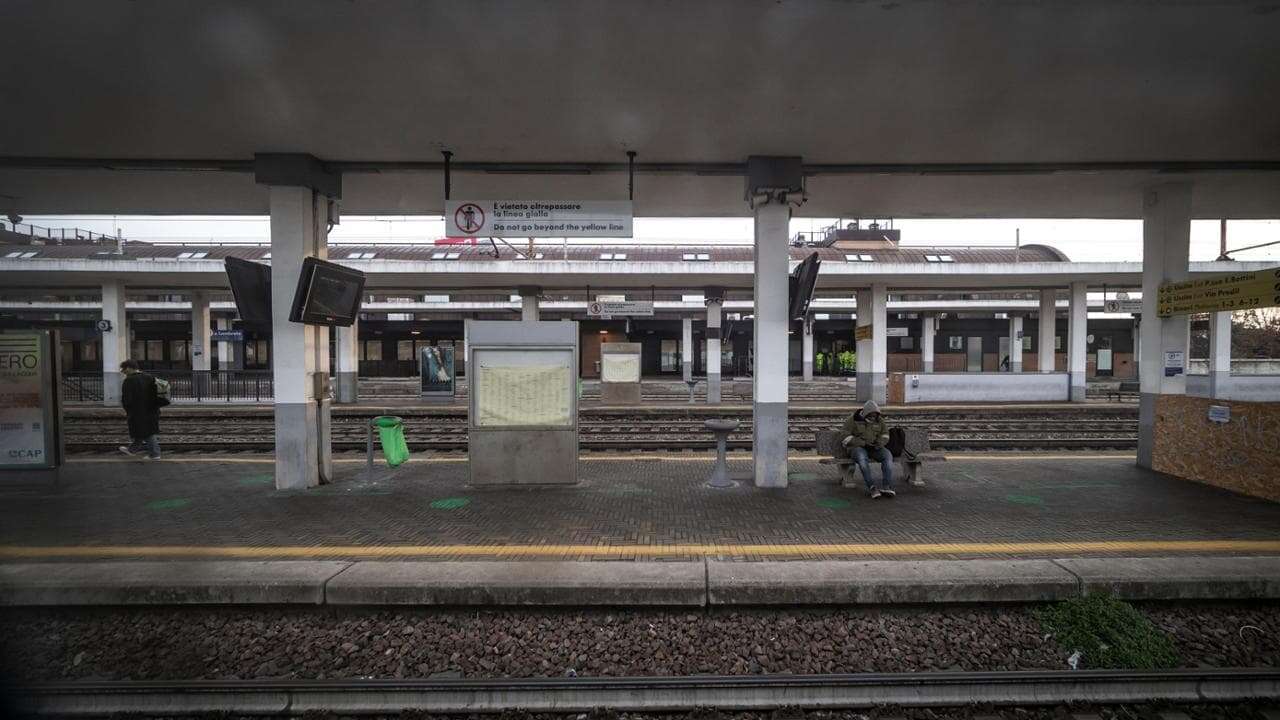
[841,399,895,498]
[117,359,164,460]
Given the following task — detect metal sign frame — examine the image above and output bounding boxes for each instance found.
[0,330,63,471]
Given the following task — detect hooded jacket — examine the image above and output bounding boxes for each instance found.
[842,399,888,450]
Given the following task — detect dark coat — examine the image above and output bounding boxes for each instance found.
[121,371,161,438]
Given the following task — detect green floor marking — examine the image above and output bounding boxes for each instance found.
[237,474,274,487]
[147,498,191,511]
[788,472,819,482]
[816,497,851,510]
[430,497,470,510]
[1005,494,1045,506]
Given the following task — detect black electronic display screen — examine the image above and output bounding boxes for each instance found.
[223,257,273,332]
[288,256,366,326]
[788,251,821,321]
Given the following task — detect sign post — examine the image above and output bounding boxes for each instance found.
[445,200,633,238]
[1157,267,1280,317]
[0,330,63,471]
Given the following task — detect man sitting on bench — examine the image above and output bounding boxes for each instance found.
[842,400,896,499]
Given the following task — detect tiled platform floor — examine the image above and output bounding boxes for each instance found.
[1,453,1277,561]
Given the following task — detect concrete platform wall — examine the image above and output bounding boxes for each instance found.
[1153,394,1280,502]
[903,372,1069,403]
[1185,374,1280,402]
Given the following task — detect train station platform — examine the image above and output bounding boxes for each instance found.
[3,451,1280,606]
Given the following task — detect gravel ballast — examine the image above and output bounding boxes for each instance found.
[0,603,1277,682]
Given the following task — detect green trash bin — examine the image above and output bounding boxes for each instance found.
[372,415,411,467]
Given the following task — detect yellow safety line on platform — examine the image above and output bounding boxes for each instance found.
[3,539,1279,560]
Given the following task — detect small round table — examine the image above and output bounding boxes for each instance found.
[704,418,740,488]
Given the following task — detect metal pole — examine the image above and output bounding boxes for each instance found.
[442,151,452,200]
[627,151,636,201]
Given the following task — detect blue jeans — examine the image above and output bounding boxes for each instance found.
[128,435,161,458]
[853,445,894,491]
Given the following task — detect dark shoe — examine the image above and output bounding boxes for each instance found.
[881,488,896,498]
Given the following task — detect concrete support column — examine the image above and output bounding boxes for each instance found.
[681,317,693,382]
[518,285,541,322]
[1068,282,1088,401]
[216,317,233,371]
[921,313,935,373]
[268,185,333,489]
[335,319,359,404]
[1038,289,1057,373]
[1009,315,1024,373]
[190,291,211,372]
[705,296,723,404]
[1138,183,1192,469]
[855,284,888,405]
[1209,311,1232,399]
[100,280,129,406]
[752,201,790,487]
[802,317,814,382]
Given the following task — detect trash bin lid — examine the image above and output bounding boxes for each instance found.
[704,418,740,432]
[372,415,404,429]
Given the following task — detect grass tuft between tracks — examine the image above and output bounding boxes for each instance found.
[1036,593,1179,669]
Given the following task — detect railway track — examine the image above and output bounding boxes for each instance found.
[12,668,1279,715]
[63,415,1139,452]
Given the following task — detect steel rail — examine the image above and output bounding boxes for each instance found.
[13,668,1280,715]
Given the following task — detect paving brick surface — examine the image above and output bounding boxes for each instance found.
[1,454,1278,560]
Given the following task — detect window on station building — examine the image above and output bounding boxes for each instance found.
[346,252,377,259]
[4,251,38,259]
[361,341,382,361]
[924,254,955,263]
[430,251,462,260]
[599,253,627,261]
[947,336,963,350]
[844,254,874,262]
[177,251,208,260]
[82,341,99,361]
[899,337,915,350]
[146,339,164,360]
[681,253,711,261]
[423,294,449,303]
[1022,336,1033,351]
[397,340,416,361]
[660,339,680,372]
[171,339,189,365]
[387,312,413,321]
[1055,336,1063,350]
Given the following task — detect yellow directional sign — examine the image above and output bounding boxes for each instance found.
[1157,267,1280,317]
[854,325,872,341]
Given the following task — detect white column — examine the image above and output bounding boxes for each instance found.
[521,294,539,322]
[190,291,211,372]
[216,317,233,371]
[802,316,814,382]
[705,297,722,403]
[921,313,935,373]
[1038,289,1057,373]
[1009,315,1024,373]
[1138,183,1192,469]
[101,280,129,406]
[855,284,888,404]
[681,317,693,382]
[269,186,333,489]
[1068,282,1088,401]
[752,201,790,487]
[335,319,360,403]
[1208,311,1232,399]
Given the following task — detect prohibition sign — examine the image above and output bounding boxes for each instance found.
[454,203,484,235]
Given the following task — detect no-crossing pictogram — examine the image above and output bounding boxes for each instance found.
[454,203,484,235]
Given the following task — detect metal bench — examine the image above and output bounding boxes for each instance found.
[814,428,944,489]
[1109,381,1140,402]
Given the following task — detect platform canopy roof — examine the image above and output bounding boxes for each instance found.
[3,0,1280,218]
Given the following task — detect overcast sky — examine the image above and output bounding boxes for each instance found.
[19,215,1280,264]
